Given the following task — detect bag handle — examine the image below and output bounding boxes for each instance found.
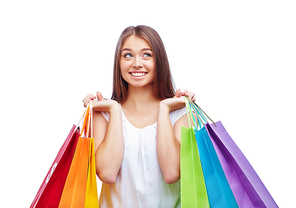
[185,97,200,131]
[79,102,93,138]
[192,101,216,126]
[185,98,193,127]
[185,97,216,130]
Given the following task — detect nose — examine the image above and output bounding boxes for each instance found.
[133,56,143,69]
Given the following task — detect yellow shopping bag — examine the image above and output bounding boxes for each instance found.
[85,137,99,207]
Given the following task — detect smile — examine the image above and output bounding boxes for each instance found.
[130,72,147,77]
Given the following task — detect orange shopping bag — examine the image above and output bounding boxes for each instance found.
[59,102,99,208]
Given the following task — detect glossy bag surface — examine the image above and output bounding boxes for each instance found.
[58,137,90,208]
[30,125,80,208]
[195,127,238,208]
[59,103,99,208]
[31,102,99,208]
[180,125,210,208]
[206,121,278,208]
[85,137,99,207]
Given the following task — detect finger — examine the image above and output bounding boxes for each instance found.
[83,94,96,107]
[174,89,181,98]
[83,98,89,108]
[84,97,92,107]
[181,89,190,97]
[180,89,188,97]
[96,91,104,101]
[186,90,195,98]
[181,90,196,102]
[83,94,95,102]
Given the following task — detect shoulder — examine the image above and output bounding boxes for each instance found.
[169,107,187,126]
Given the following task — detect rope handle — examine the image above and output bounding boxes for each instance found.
[185,97,216,130]
[78,101,93,138]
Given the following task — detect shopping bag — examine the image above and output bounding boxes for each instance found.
[85,137,99,207]
[190,100,278,207]
[31,102,99,207]
[58,137,91,207]
[195,127,238,208]
[185,99,238,207]
[58,102,99,208]
[180,99,210,208]
[30,125,80,208]
[206,121,278,208]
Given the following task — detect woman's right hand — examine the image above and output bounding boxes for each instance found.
[83,92,119,113]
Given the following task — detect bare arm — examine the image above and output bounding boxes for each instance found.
[84,92,124,184]
[94,103,124,184]
[156,89,195,184]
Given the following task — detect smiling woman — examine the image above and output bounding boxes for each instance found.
[82,25,196,207]
[120,35,156,87]
[112,25,175,102]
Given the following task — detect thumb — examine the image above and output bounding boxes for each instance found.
[96,91,104,101]
[174,89,181,98]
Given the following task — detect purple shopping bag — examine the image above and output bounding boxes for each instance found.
[205,121,278,208]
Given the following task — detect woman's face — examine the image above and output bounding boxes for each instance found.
[120,35,156,89]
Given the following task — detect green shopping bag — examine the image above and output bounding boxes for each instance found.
[180,99,210,208]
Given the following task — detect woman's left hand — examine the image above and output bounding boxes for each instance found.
[159,89,196,112]
[176,89,196,102]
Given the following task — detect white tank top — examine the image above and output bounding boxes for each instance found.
[99,107,187,208]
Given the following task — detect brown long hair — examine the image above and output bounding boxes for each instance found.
[111,25,175,102]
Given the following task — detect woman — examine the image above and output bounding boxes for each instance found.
[83,25,195,207]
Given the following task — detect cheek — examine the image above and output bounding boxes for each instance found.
[120,60,131,82]
[146,61,156,73]
[120,61,129,76]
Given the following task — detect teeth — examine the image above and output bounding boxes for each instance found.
[131,73,146,77]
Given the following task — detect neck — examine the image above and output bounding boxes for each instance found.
[122,84,160,110]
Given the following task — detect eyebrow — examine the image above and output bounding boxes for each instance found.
[122,48,152,52]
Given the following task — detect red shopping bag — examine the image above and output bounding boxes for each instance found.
[30,125,80,208]
[31,102,99,207]
[58,137,90,207]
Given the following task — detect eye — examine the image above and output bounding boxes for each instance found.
[123,53,133,58]
[143,53,152,58]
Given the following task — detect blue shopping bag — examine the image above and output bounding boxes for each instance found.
[195,127,238,208]
[185,98,238,207]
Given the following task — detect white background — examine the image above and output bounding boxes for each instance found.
[1,0,295,207]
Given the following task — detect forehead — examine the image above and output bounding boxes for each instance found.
[122,35,151,50]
